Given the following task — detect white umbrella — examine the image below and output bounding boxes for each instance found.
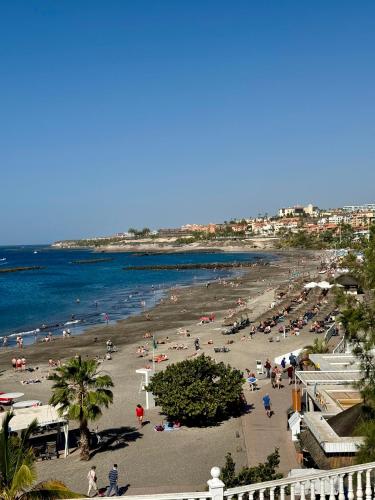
[0,392,24,400]
[304,282,318,289]
[318,281,331,289]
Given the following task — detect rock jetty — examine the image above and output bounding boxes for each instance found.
[70,258,114,265]
[123,261,267,271]
[0,266,45,274]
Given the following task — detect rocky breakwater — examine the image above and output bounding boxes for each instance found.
[123,261,269,271]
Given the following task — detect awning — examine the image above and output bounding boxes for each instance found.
[0,405,70,457]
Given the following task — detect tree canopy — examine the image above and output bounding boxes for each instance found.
[220,449,282,488]
[147,355,244,426]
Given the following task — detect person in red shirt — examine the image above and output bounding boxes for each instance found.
[136,404,145,426]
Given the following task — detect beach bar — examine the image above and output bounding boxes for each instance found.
[0,404,69,457]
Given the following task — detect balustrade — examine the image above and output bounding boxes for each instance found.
[66,461,375,500]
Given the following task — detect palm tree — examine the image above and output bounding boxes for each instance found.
[0,411,79,500]
[303,338,329,355]
[48,356,114,460]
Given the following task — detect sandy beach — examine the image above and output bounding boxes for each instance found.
[0,249,328,494]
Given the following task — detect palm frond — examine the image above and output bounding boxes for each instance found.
[9,463,36,495]
[19,480,82,499]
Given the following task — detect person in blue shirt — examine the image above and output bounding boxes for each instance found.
[262,393,272,418]
[106,464,119,496]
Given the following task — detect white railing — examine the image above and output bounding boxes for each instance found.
[333,337,346,354]
[67,461,375,500]
[224,461,375,499]
[324,322,338,343]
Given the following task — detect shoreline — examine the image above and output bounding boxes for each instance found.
[0,248,324,494]
[0,250,273,345]
[0,249,315,368]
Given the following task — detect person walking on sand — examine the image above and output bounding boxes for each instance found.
[87,465,98,497]
[264,359,271,379]
[287,364,294,385]
[275,368,282,389]
[271,366,277,388]
[136,404,144,426]
[106,464,119,496]
[263,393,272,418]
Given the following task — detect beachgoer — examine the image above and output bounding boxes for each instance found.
[275,369,282,389]
[289,353,297,368]
[16,358,22,371]
[287,365,294,385]
[106,464,119,496]
[194,338,200,351]
[281,357,286,369]
[262,393,272,418]
[21,357,26,371]
[3,336,8,347]
[11,357,17,370]
[271,367,276,388]
[87,466,98,497]
[136,404,144,426]
[264,359,271,378]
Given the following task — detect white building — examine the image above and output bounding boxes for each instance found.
[343,203,375,212]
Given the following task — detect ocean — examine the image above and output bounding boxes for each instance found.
[0,246,269,346]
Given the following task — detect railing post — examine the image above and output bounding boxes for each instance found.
[338,474,345,500]
[207,467,224,500]
[320,477,325,499]
[365,469,372,500]
[290,483,295,500]
[280,486,285,500]
[348,473,354,500]
[310,479,315,500]
[356,471,363,500]
[329,476,336,500]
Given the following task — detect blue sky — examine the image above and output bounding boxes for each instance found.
[1,1,375,244]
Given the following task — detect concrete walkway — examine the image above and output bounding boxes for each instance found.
[241,377,299,473]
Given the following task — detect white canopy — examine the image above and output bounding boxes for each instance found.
[0,405,69,457]
[304,282,318,289]
[318,281,332,289]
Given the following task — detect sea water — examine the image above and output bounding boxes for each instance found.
[0,246,269,346]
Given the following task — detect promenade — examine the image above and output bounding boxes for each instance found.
[242,380,299,474]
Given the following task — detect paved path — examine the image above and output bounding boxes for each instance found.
[241,377,299,473]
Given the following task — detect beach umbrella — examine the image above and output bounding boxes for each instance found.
[304,282,318,289]
[318,281,331,289]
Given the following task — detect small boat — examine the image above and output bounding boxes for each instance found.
[0,258,6,261]
[33,251,38,254]
[318,270,327,274]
